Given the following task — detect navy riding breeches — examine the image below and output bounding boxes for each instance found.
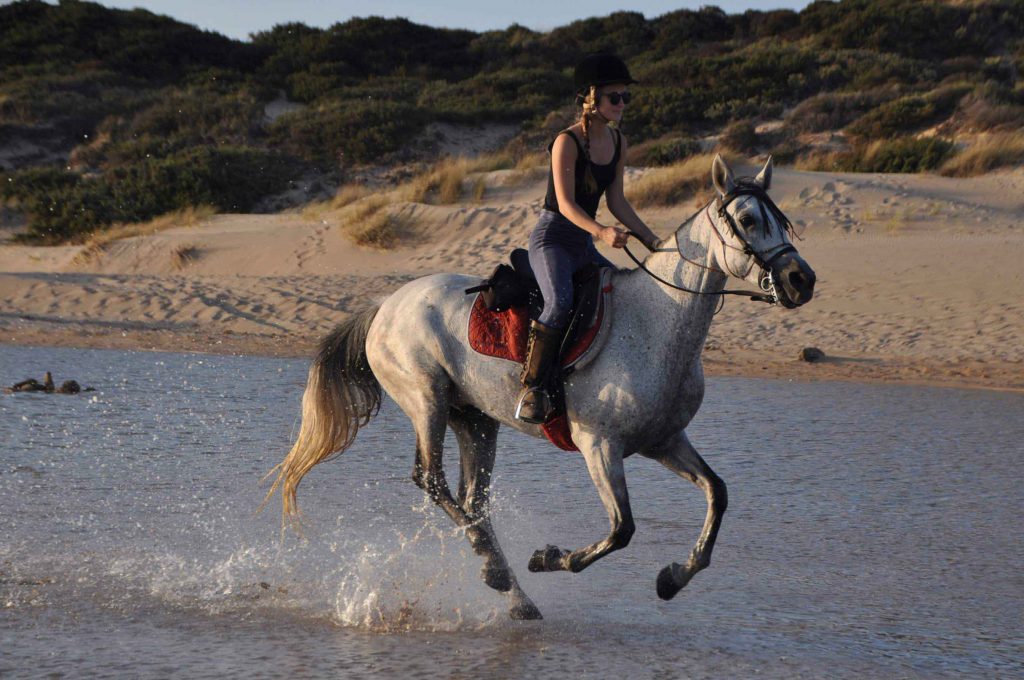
[527,209,614,329]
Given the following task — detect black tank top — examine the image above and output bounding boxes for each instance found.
[543,128,621,219]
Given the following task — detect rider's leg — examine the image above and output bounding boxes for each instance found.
[516,320,561,423]
[518,238,575,423]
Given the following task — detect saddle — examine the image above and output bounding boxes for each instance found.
[465,249,614,451]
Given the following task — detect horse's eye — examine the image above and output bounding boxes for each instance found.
[739,215,755,228]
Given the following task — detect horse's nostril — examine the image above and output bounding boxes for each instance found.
[789,271,805,290]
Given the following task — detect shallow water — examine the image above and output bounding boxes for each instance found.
[1,345,1021,678]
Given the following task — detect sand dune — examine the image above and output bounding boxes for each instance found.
[1,164,1022,391]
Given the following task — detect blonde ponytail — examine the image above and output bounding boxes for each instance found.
[578,86,599,194]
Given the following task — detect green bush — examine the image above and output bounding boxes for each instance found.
[800,0,1021,61]
[417,68,568,122]
[846,84,971,139]
[786,89,897,134]
[0,0,260,82]
[631,136,702,166]
[268,99,425,167]
[844,137,955,173]
[720,120,759,154]
[3,147,303,242]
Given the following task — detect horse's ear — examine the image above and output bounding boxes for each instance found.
[755,155,773,190]
[712,153,736,197]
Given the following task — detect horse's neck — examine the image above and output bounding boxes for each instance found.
[617,208,727,359]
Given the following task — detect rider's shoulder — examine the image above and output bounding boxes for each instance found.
[550,128,582,156]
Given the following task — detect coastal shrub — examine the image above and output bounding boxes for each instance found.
[417,68,567,122]
[720,120,759,154]
[800,0,1010,61]
[5,0,1024,190]
[956,82,1024,132]
[0,0,259,82]
[627,136,701,166]
[542,11,654,61]
[268,99,425,167]
[850,137,955,173]
[800,137,954,174]
[939,132,1024,177]
[84,86,267,166]
[3,147,301,242]
[846,84,971,139]
[785,89,897,134]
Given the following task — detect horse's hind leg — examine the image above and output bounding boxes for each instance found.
[641,430,728,600]
[402,381,540,620]
[449,405,541,620]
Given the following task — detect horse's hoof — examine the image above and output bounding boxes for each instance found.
[528,545,566,572]
[481,565,512,592]
[656,564,681,600]
[509,600,543,620]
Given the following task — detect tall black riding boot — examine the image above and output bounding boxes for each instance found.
[515,320,563,424]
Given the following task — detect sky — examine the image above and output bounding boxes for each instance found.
[22,0,816,41]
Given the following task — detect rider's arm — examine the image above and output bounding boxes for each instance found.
[551,134,627,249]
[605,134,660,251]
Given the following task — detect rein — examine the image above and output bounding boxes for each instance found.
[622,240,777,304]
[623,183,796,305]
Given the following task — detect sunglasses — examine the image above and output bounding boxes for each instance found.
[601,90,632,105]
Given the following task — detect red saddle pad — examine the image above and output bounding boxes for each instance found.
[467,289,610,451]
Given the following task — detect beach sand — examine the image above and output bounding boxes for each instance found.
[2,164,1022,391]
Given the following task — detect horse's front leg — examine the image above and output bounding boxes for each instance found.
[528,434,634,573]
[641,430,728,600]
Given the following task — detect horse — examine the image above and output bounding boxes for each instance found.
[265,154,816,620]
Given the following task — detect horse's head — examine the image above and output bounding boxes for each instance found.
[708,154,815,308]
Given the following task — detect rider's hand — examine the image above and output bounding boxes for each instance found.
[599,226,630,249]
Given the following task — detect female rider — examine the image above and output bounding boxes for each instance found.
[516,53,660,424]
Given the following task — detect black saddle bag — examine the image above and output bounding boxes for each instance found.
[466,263,533,312]
[465,248,544,312]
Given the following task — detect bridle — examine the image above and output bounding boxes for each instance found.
[623,182,798,305]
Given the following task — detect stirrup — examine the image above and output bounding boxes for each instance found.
[515,386,549,424]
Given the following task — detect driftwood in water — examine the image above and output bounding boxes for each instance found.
[4,371,94,394]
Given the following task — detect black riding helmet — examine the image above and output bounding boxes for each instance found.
[573,53,638,96]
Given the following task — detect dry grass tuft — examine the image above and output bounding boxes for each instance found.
[401,152,521,204]
[331,183,372,209]
[624,153,721,208]
[472,176,487,202]
[73,204,216,264]
[348,210,400,249]
[503,151,548,187]
[336,195,402,249]
[170,243,200,269]
[939,132,1024,177]
[794,149,848,172]
[330,149,541,247]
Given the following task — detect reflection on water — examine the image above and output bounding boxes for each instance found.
[1,345,1022,678]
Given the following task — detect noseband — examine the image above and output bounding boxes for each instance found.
[624,182,796,305]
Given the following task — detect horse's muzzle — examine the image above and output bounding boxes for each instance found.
[771,253,816,308]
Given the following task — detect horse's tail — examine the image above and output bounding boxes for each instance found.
[262,305,382,523]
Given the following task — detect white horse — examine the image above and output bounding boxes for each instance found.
[266,155,816,620]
